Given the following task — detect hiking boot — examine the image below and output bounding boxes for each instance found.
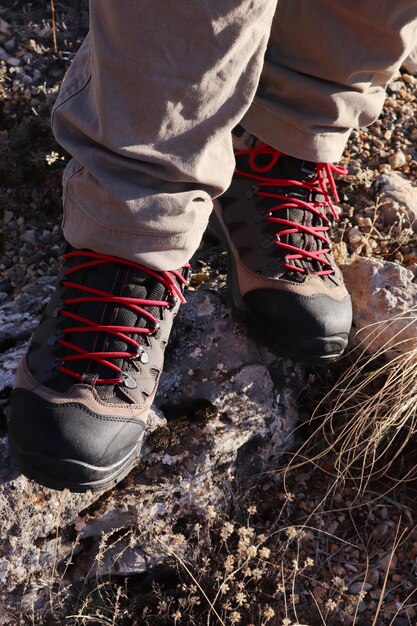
[9,247,189,492]
[213,128,352,362]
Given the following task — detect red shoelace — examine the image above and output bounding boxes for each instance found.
[55,251,188,385]
[235,142,348,275]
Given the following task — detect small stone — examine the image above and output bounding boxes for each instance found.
[403,73,415,85]
[22,230,36,243]
[348,581,373,594]
[378,164,391,174]
[0,18,10,36]
[388,80,403,93]
[372,138,384,149]
[6,56,20,67]
[348,226,365,248]
[347,163,361,175]
[3,38,15,53]
[388,150,406,169]
[21,74,33,86]
[355,216,373,231]
[366,569,379,586]
[375,171,417,231]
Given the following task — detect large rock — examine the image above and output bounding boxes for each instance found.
[341,257,417,358]
[0,276,56,392]
[0,276,303,610]
[375,171,417,231]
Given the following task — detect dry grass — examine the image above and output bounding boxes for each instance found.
[285,316,417,500]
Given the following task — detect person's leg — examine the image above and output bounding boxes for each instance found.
[215,1,417,361]
[52,0,278,271]
[244,0,417,161]
[9,0,278,492]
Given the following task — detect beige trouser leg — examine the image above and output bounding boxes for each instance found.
[244,0,417,162]
[52,0,278,270]
[53,0,417,269]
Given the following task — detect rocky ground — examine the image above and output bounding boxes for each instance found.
[1,2,417,625]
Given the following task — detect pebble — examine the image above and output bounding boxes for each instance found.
[347,164,361,175]
[3,38,15,53]
[388,80,403,93]
[348,226,365,248]
[372,138,384,150]
[402,73,415,85]
[6,56,20,67]
[0,18,10,36]
[22,230,36,243]
[388,150,406,169]
[348,581,374,594]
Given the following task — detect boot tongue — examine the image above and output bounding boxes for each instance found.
[232,125,317,185]
[277,155,317,183]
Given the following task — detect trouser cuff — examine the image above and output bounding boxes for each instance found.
[242,103,351,163]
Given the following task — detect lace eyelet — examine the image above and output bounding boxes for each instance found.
[151,323,161,339]
[139,350,149,364]
[134,348,149,364]
[121,373,137,389]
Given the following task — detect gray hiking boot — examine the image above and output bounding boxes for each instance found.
[9,247,189,492]
[213,128,352,362]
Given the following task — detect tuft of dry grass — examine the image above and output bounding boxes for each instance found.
[285,315,417,502]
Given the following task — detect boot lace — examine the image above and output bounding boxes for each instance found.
[54,251,188,385]
[235,142,347,275]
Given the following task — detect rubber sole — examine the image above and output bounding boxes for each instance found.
[9,434,142,492]
[209,209,348,364]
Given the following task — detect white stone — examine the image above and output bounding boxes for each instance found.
[375,171,417,231]
[348,226,365,248]
[388,150,406,170]
[341,257,417,358]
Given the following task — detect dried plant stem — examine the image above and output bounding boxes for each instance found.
[51,0,58,53]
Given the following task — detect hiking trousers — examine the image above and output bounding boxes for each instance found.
[52,0,417,270]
